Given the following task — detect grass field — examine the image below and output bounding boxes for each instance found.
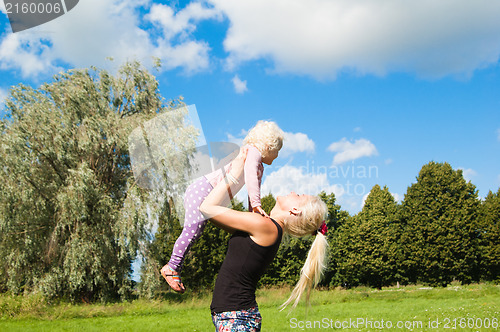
[0,284,498,331]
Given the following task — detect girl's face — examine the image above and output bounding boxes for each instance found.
[262,149,279,165]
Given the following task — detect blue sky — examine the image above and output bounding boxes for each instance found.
[1,0,500,214]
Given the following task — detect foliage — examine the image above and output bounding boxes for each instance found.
[332,185,402,288]
[0,62,197,301]
[260,193,276,217]
[478,189,500,281]
[1,63,498,299]
[400,162,481,286]
[317,191,350,287]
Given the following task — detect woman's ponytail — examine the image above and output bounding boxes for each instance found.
[280,195,329,311]
[280,232,328,310]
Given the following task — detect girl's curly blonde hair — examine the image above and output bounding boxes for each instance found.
[243,120,284,158]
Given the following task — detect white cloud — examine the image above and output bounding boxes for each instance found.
[459,167,477,182]
[280,132,315,157]
[5,0,499,81]
[0,33,60,78]
[153,40,211,73]
[361,192,370,208]
[391,192,402,202]
[261,165,343,198]
[147,2,221,40]
[0,1,6,14]
[0,0,220,78]
[226,129,247,147]
[231,75,248,94]
[328,138,378,165]
[211,0,500,79]
[147,2,222,73]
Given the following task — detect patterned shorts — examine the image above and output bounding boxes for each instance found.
[212,307,262,332]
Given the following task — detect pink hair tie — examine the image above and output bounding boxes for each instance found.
[318,221,327,236]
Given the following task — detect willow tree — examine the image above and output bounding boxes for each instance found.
[0,62,197,301]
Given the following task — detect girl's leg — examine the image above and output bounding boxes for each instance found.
[162,177,213,291]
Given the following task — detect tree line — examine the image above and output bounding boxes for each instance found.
[147,164,498,295]
[0,63,498,302]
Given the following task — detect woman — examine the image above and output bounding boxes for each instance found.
[200,147,329,331]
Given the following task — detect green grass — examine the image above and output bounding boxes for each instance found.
[0,284,499,331]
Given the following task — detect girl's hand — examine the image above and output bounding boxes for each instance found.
[253,206,270,218]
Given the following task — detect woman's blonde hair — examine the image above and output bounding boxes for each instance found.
[280,195,328,311]
[243,120,284,158]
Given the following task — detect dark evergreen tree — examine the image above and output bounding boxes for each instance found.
[478,189,500,281]
[318,191,350,287]
[260,193,276,216]
[400,162,480,286]
[333,185,401,288]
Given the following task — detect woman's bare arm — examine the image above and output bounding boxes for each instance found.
[199,164,265,236]
[199,148,278,245]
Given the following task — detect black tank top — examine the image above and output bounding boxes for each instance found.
[210,218,283,313]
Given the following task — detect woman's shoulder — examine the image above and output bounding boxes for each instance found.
[250,217,281,247]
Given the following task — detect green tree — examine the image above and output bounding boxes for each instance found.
[260,193,276,216]
[0,62,196,301]
[478,189,500,281]
[318,191,350,287]
[400,162,480,286]
[333,185,401,288]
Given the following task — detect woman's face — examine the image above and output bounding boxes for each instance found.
[276,191,310,212]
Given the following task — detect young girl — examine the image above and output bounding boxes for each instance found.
[161,120,285,293]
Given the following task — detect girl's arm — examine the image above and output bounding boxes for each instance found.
[244,146,270,217]
[244,145,263,209]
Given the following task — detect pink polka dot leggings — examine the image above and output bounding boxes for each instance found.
[167,176,213,272]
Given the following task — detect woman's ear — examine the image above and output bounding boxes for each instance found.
[289,207,302,216]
